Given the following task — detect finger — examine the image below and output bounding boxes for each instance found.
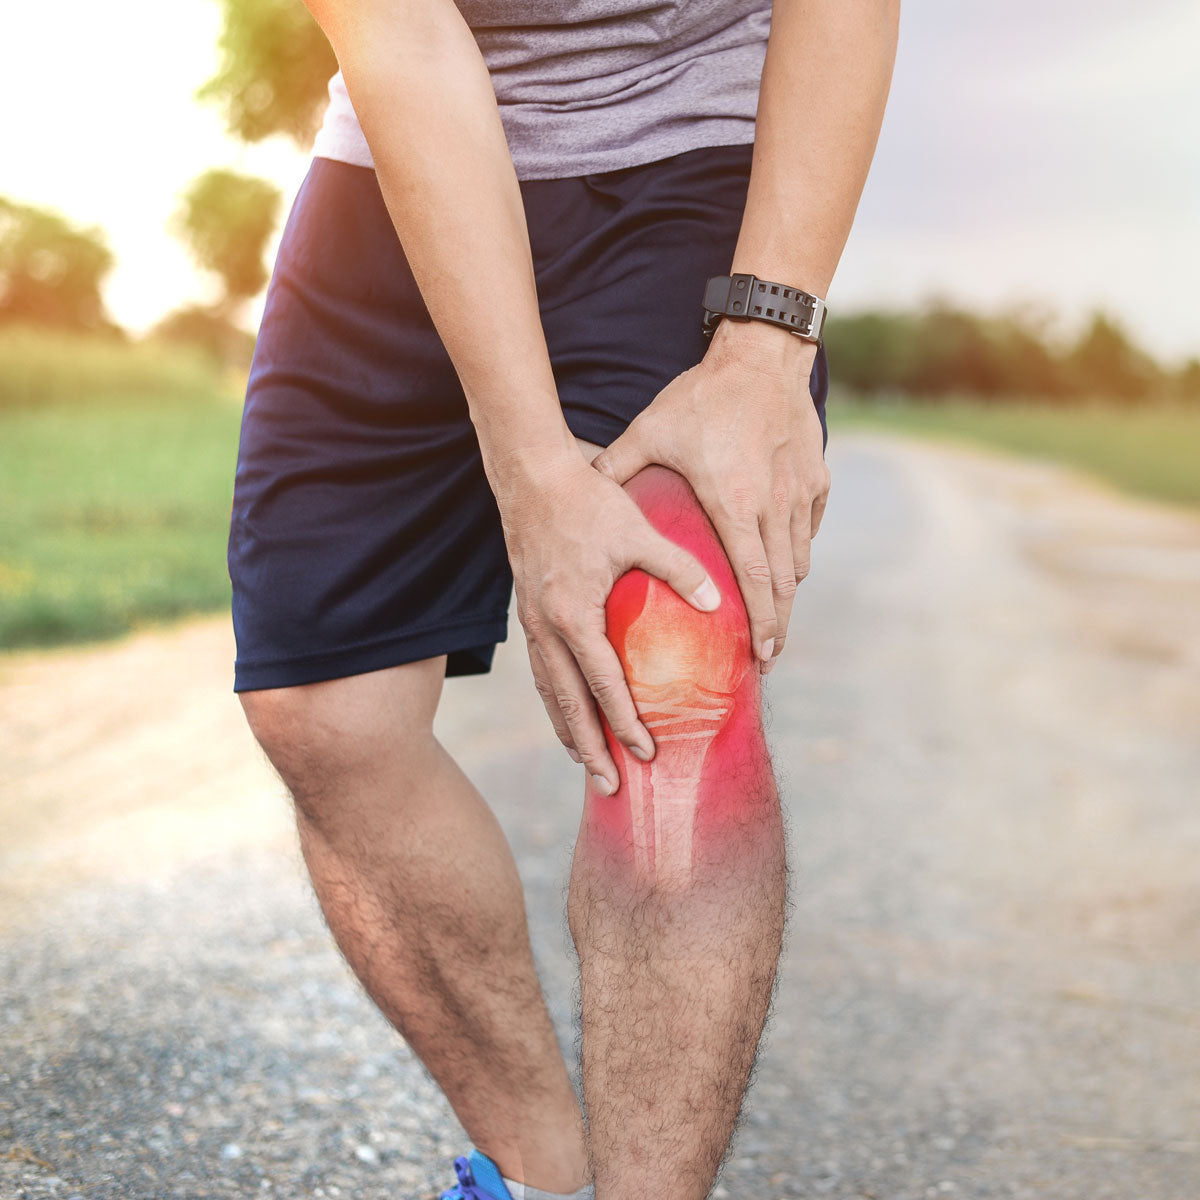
[558,616,656,764]
[710,514,777,666]
[538,633,620,795]
[760,513,797,675]
[591,419,654,487]
[636,525,723,613]
[790,510,814,635]
[526,638,581,763]
[811,478,830,538]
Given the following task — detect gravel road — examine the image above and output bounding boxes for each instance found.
[2,431,1198,1200]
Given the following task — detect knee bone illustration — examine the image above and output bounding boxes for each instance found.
[606,569,752,885]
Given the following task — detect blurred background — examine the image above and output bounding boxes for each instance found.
[2,2,1197,1198]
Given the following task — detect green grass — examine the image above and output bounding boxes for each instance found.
[0,324,232,411]
[836,397,1200,509]
[0,328,244,650]
[1,402,243,650]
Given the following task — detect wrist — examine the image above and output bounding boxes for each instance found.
[701,314,818,379]
[481,425,588,511]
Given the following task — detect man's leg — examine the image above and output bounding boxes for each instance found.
[567,459,787,1200]
[240,661,589,1193]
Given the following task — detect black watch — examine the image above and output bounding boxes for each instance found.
[701,272,828,346]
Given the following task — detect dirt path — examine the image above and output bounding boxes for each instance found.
[2,431,1198,1199]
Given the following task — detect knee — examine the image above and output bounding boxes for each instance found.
[607,466,754,708]
[238,661,442,821]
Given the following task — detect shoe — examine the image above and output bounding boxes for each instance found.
[438,1149,513,1200]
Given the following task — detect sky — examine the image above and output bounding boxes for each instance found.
[3,0,1197,361]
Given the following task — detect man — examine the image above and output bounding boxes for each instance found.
[226,2,899,1197]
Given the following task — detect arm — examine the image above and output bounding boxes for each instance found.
[305,0,569,470]
[302,0,721,790]
[594,0,901,671]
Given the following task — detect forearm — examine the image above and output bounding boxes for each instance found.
[716,0,899,364]
[310,1,576,493]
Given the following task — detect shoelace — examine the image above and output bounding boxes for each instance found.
[439,1155,497,1200]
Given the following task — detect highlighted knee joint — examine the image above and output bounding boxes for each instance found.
[596,467,762,886]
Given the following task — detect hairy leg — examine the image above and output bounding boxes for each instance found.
[567,464,786,1200]
[240,662,588,1192]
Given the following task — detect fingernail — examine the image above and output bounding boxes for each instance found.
[566,747,582,763]
[589,774,615,796]
[690,577,721,611]
[630,742,653,762]
[761,654,777,676]
[760,638,774,663]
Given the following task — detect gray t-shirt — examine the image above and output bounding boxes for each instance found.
[311,0,771,180]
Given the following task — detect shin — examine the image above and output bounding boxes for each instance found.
[569,466,785,1199]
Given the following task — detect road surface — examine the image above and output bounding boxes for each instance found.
[2,431,1198,1199]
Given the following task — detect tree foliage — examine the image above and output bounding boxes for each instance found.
[0,198,117,333]
[172,169,282,313]
[198,0,337,145]
[824,302,1186,404]
[150,302,257,369]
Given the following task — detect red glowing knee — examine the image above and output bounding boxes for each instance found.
[588,467,771,884]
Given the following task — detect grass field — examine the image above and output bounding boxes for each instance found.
[0,329,243,650]
[0,403,243,650]
[836,397,1200,509]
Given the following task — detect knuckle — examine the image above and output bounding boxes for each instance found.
[543,599,574,633]
[714,486,759,526]
[577,748,607,773]
[555,692,587,724]
[584,671,622,705]
[742,558,773,585]
[664,542,699,576]
[750,611,778,638]
[773,572,798,599]
[533,675,556,703]
[795,557,812,582]
[728,483,759,515]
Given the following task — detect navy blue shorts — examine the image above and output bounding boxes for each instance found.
[227,142,829,692]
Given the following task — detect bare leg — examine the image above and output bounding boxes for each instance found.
[566,463,786,1200]
[240,660,588,1192]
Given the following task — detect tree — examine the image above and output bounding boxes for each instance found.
[1175,358,1200,403]
[1067,312,1162,402]
[172,169,282,318]
[0,197,117,333]
[199,0,337,145]
[149,302,257,368]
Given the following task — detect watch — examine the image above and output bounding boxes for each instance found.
[701,272,828,346]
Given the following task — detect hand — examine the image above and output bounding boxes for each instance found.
[592,320,830,674]
[497,447,722,794]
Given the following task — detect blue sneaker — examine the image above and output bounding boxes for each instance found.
[438,1149,513,1200]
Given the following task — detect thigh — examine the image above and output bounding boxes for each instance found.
[522,142,830,451]
[228,159,514,694]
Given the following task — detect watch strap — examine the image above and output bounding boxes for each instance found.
[701,272,828,345]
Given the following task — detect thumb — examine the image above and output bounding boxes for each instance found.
[593,423,654,485]
[639,526,722,614]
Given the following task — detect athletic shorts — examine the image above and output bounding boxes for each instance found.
[227,142,830,692]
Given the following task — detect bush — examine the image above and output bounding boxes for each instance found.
[824,302,1179,405]
[149,304,256,371]
[0,325,234,410]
